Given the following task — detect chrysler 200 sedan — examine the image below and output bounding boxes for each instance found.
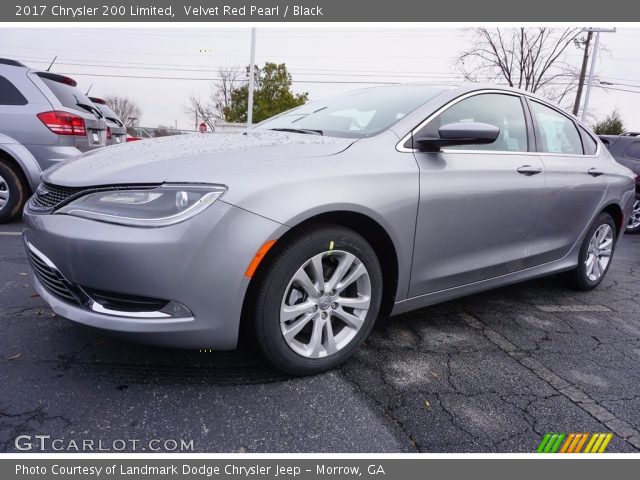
[23,85,636,374]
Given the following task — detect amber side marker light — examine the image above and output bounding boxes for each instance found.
[245,240,277,278]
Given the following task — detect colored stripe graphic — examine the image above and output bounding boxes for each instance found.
[598,433,613,453]
[574,433,589,453]
[537,433,553,453]
[538,433,612,453]
[559,433,575,453]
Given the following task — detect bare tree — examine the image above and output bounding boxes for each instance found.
[103,95,142,127]
[213,67,243,117]
[183,66,243,129]
[457,28,583,104]
[184,95,218,131]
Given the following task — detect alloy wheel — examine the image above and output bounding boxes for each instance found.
[628,200,640,230]
[0,173,9,210]
[280,250,371,359]
[585,224,613,282]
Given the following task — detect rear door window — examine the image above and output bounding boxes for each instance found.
[37,74,96,115]
[0,76,28,105]
[530,101,583,155]
[97,104,124,126]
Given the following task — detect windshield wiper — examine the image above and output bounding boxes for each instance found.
[270,127,323,136]
[106,116,123,127]
[76,101,103,118]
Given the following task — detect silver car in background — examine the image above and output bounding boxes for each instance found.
[22,85,635,374]
[0,58,106,222]
[89,97,127,146]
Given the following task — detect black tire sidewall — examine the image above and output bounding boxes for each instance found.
[0,161,26,223]
[254,226,382,375]
[576,212,617,289]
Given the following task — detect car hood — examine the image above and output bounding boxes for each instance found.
[43,130,356,187]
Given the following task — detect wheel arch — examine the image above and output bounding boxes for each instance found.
[0,142,40,194]
[601,202,624,236]
[239,210,401,343]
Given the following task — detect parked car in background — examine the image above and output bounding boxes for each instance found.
[22,85,635,374]
[599,133,640,233]
[0,58,107,222]
[89,97,127,146]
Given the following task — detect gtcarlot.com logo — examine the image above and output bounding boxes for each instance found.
[14,435,194,452]
[537,432,613,453]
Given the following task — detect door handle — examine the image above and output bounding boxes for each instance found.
[588,168,604,177]
[517,165,542,175]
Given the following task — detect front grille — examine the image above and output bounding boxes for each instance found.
[26,246,82,306]
[30,183,159,211]
[31,183,87,210]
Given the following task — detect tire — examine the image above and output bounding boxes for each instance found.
[625,199,640,234]
[560,212,617,291]
[0,160,28,224]
[250,224,383,375]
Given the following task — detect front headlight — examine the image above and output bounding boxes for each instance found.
[56,184,227,227]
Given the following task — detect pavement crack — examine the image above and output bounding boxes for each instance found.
[460,310,640,451]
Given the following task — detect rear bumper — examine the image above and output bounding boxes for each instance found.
[23,200,287,349]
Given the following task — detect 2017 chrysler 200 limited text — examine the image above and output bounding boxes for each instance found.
[23,85,636,374]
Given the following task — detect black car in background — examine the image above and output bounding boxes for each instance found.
[600,133,640,233]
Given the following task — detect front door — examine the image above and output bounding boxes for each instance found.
[408,92,546,297]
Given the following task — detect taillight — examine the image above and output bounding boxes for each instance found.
[106,126,112,140]
[37,111,86,136]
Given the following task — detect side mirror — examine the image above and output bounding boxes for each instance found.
[414,122,500,152]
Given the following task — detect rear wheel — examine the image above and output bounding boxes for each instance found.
[250,225,382,375]
[626,199,640,234]
[0,160,28,224]
[560,212,616,290]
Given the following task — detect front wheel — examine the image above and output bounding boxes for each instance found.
[626,199,640,234]
[250,225,383,375]
[560,212,616,291]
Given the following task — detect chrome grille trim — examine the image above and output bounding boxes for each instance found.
[26,241,84,306]
[30,183,87,210]
[30,183,159,212]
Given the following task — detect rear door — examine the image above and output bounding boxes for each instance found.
[526,99,609,264]
[408,91,546,297]
[31,72,107,150]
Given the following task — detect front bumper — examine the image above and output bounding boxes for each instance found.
[23,201,287,349]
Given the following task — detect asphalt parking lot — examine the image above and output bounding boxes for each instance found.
[1,219,640,453]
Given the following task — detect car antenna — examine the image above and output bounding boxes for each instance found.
[46,55,57,72]
[85,84,93,95]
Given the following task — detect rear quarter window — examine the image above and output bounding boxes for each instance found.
[0,76,28,105]
[579,127,598,155]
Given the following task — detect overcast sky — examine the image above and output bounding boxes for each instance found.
[1,26,639,130]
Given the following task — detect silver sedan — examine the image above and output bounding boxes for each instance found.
[22,85,636,374]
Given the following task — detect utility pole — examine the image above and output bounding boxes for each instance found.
[247,28,256,128]
[581,27,616,121]
[572,31,592,116]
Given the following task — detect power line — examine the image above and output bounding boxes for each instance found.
[35,70,640,94]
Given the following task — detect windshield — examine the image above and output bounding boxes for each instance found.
[257,85,448,138]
